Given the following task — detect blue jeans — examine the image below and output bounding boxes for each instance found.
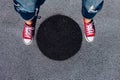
[13,0,45,20]
[13,0,104,20]
[82,0,104,19]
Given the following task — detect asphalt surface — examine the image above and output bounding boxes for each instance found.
[0,0,120,80]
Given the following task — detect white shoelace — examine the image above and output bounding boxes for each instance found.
[25,27,33,38]
[86,23,94,35]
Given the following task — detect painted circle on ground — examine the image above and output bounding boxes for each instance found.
[36,14,82,61]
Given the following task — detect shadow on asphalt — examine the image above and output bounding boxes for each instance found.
[36,14,82,61]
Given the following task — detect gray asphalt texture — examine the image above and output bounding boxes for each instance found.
[0,0,120,80]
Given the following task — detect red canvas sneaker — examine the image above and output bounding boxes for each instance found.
[22,23,34,45]
[83,19,96,42]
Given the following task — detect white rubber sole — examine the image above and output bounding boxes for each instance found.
[84,34,95,43]
[22,38,33,45]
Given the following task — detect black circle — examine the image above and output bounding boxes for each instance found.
[36,14,82,61]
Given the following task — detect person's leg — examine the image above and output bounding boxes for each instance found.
[25,0,45,25]
[13,0,38,20]
[82,0,104,42]
[13,0,45,45]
